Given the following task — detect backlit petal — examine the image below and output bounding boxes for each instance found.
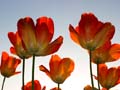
[69,24,80,45]
[36,36,63,56]
[36,16,54,43]
[109,44,120,59]
[17,17,38,54]
[39,65,50,77]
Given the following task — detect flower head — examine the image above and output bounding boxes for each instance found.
[50,87,61,90]
[69,13,115,50]
[0,51,21,77]
[22,80,45,90]
[39,55,74,84]
[17,16,63,56]
[84,85,98,90]
[96,64,120,89]
[91,41,118,64]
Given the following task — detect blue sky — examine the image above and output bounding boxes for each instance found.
[0,0,120,90]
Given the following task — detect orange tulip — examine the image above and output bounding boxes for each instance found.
[69,13,115,50]
[101,88,108,90]
[39,55,74,84]
[50,87,61,90]
[109,43,120,60]
[8,31,31,59]
[84,85,98,90]
[91,41,118,64]
[96,64,120,89]
[0,51,21,77]
[22,80,45,90]
[17,16,63,56]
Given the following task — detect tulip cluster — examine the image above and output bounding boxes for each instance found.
[0,12,120,90]
[69,13,120,90]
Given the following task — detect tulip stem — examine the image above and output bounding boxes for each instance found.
[22,58,25,90]
[58,83,60,90]
[1,77,6,90]
[97,63,100,90]
[32,55,35,90]
[89,50,94,89]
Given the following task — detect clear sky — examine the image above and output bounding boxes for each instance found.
[0,0,120,90]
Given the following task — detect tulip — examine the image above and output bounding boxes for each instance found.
[69,13,115,51]
[0,51,21,90]
[50,87,61,90]
[39,55,74,89]
[84,85,98,90]
[22,80,45,90]
[17,16,63,90]
[91,42,120,90]
[69,13,115,89]
[91,41,118,64]
[17,16,63,56]
[0,51,21,77]
[96,64,120,89]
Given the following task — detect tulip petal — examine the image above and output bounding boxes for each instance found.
[8,32,17,46]
[17,17,37,53]
[36,17,54,44]
[59,58,74,80]
[36,36,63,56]
[109,44,120,59]
[69,24,80,45]
[49,55,61,76]
[39,65,50,77]
[79,13,103,40]
[10,47,17,55]
[93,23,115,49]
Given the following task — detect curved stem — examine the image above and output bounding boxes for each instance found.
[97,63,100,90]
[22,58,25,90]
[32,55,35,90]
[58,83,60,90]
[1,77,6,90]
[89,50,94,89]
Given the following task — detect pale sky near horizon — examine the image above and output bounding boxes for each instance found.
[0,0,120,90]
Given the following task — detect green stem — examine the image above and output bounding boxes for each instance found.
[22,58,25,90]
[32,55,35,90]
[89,50,94,89]
[58,83,60,90]
[1,77,6,90]
[97,63,100,90]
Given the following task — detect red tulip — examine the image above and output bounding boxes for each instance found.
[22,80,44,90]
[17,16,63,56]
[50,87,61,90]
[91,41,118,64]
[96,64,120,89]
[0,52,21,77]
[39,55,74,84]
[84,85,98,90]
[69,13,115,50]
